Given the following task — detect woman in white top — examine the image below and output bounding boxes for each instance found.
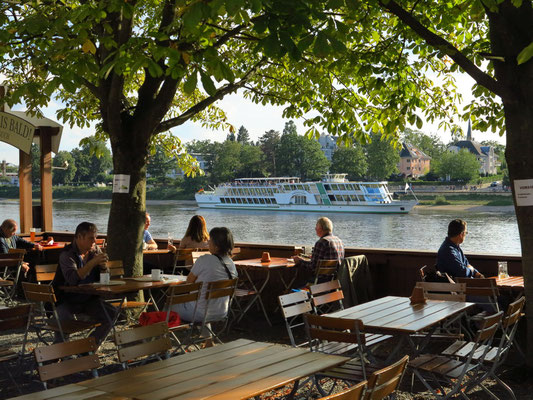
[178,215,209,249]
[173,227,238,323]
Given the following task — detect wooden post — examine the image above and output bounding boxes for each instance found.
[19,149,32,233]
[40,128,53,231]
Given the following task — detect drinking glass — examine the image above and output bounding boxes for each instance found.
[498,261,509,279]
[167,232,173,247]
[30,228,36,242]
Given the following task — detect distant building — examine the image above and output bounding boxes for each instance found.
[398,142,431,178]
[448,121,497,175]
[169,153,209,178]
[318,134,337,161]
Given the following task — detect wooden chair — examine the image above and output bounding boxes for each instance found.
[309,280,344,314]
[364,354,409,400]
[410,311,503,399]
[278,290,314,347]
[314,259,339,285]
[171,248,199,274]
[0,258,21,305]
[0,304,32,394]
[164,282,203,352]
[419,265,454,283]
[318,380,367,400]
[192,251,210,264]
[199,278,238,344]
[305,314,392,396]
[114,321,171,369]
[22,282,100,344]
[441,296,525,400]
[35,264,57,284]
[34,337,100,389]
[106,260,151,322]
[415,281,466,301]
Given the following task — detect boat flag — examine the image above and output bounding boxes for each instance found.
[404,183,409,193]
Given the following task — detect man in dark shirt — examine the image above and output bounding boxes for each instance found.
[294,217,344,283]
[52,221,112,345]
[0,219,43,275]
[436,219,483,279]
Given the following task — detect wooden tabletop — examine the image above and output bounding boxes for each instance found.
[8,339,348,400]
[490,276,524,291]
[233,257,296,270]
[60,278,183,297]
[35,242,68,250]
[143,249,171,255]
[329,296,474,335]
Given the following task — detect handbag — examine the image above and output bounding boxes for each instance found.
[139,310,181,328]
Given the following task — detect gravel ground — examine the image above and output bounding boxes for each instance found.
[1,310,532,400]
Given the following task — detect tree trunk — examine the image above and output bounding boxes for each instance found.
[107,133,150,277]
[504,104,533,368]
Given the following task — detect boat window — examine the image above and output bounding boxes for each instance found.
[324,184,330,191]
[331,184,338,190]
[253,198,259,204]
[328,194,336,201]
[315,195,322,204]
[272,198,277,204]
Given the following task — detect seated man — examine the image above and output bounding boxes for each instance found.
[51,222,113,345]
[143,212,158,250]
[0,219,43,276]
[293,217,344,284]
[436,219,484,279]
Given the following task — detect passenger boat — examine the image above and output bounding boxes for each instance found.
[195,174,417,214]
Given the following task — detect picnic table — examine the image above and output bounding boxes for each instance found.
[8,339,348,400]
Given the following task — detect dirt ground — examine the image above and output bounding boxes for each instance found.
[1,310,532,400]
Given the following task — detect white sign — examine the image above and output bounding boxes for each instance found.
[0,111,35,154]
[113,174,130,193]
[514,179,533,206]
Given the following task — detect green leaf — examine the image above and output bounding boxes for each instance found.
[183,72,198,95]
[200,71,217,96]
[313,32,331,58]
[517,41,533,65]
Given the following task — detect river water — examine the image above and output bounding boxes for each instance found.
[0,199,520,255]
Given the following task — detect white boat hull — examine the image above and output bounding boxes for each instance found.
[195,198,416,214]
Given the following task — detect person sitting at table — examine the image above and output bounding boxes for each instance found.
[0,219,43,277]
[51,221,113,346]
[436,219,484,279]
[171,227,237,340]
[179,215,210,249]
[143,212,158,250]
[293,217,344,284]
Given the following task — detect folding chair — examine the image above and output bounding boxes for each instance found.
[164,282,203,353]
[106,260,151,322]
[34,337,100,389]
[410,311,503,399]
[171,248,199,275]
[35,264,57,284]
[304,315,392,397]
[314,259,339,285]
[114,321,171,369]
[456,277,500,339]
[441,296,525,400]
[318,380,367,400]
[198,278,238,344]
[415,281,466,338]
[310,280,345,314]
[364,354,409,400]
[0,304,32,394]
[0,254,24,305]
[278,290,314,347]
[22,282,100,344]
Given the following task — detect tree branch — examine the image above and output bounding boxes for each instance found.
[378,0,509,100]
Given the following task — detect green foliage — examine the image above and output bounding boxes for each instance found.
[433,149,480,182]
[52,151,76,185]
[147,147,177,184]
[402,128,445,159]
[434,195,450,205]
[365,134,400,180]
[330,145,367,180]
[259,129,281,176]
[276,132,330,180]
[237,126,251,144]
[71,137,112,184]
[31,144,40,186]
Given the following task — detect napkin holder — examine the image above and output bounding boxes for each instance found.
[410,286,426,304]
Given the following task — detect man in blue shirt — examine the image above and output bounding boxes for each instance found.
[143,213,158,250]
[436,219,484,278]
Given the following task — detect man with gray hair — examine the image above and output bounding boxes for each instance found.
[294,217,344,280]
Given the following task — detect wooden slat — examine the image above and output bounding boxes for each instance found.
[115,322,168,345]
[281,301,313,319]
[117,337,171,363]
[7,384,95,399]
[38,354,100,381]
[35,337,98,362]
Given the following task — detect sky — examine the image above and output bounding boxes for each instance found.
[0,72,506,166]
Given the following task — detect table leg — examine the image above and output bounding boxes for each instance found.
[236,267,272,326]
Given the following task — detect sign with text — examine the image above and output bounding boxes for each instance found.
[113,174,130,193]
[514,179,533,206]
[0,111,35,154]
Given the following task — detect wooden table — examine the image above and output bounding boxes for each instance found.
[491,275,524,300]
[233,257,297,326]
[9,339,348,400]
[329,296,474,358]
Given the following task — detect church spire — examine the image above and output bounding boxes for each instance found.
[466,119,472,141]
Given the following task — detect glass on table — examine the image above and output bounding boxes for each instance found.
[167,232,173,247]
[30,227,36,242]
[498,261,509,279]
